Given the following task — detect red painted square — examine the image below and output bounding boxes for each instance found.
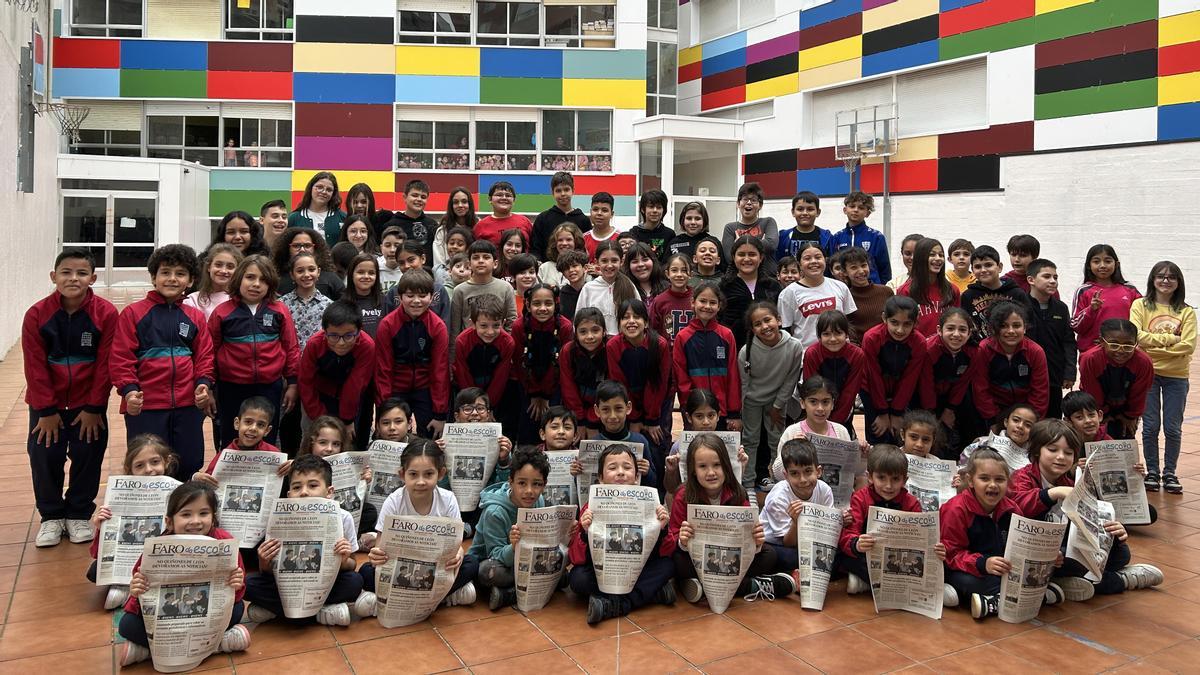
[940,0,1034,38]
[701,85,745,111]
[574,174,637,195]
[937,122,1034,158]
[53,37,120,69]
[1160,41,1200,77]
[207,71,293,100]
[679,61,702,83]
[796,147,841,170]
[860,159,938,193]
[744,171,796,200]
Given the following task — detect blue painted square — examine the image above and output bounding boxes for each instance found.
[862,40,939,77]
[480,48,563,79]
[797,167,855,197]
[702,48,746,77]
[120,40,207,71]
[799,0,861,30]
[479,174,551,195]
[294,73,395,104]
[52,68,120,97]
[396,75,480,104]
[702,32,747,59]
[1159,103,1200,142]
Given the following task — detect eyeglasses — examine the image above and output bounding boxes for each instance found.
[458,404,489,414]
[291,242,315,251]
[1101,338,1136,354]
[326,331,359,343]
[1156,275,1179,282]
[738,197,762,204]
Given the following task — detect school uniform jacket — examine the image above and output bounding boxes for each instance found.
[1007,463,1072,520]
[204,439,282,474]
[124,527,244,615]
[924,337,981,411]
[673,317,741,419]
[208,299,300,386]
[940,489,1019,577]
[375,308,450,419]
[22,289,118,416]
[802,341,867,424]
[299,330,377,424]
[971,337,1049,420]
[662,486,748,557]
[453,327,515,404]
[1078,345,1153,420]
[110,291,214,412]
[860,323,931,415]
[511,314,574,398]
[606,332,671,425]
[559,340,607,428]
[839,484,922,558]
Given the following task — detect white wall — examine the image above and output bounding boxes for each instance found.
[0,3,61,360]
[761,141,1200,306]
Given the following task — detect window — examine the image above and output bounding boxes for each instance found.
[396,120,471,169]
[542,110,611,172]
[476,120,536,170]
[545,3,614,48]
[398,10,471,44]
[477,1,540,46]
[72,129,143,157]
[698,0,772,42]
[70,0,143,37]
[647,0,676,30]
[646,41,677,116]
[226,0,294,41]
[221,118,293,167]
[147,115,220,166]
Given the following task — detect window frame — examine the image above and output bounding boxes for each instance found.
[646,40,678,117]
[396,9,473,44]
[219,117,294,168]
[647,0,676,30]
[697,0,773,44]
[71,129,144,157]
[69,0,145,37]
[395,119,473,170]
[395,1,616,48]
[225,0,295,42]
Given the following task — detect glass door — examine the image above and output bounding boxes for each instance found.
[61,190,159,286]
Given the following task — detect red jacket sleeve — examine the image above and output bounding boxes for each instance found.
[207,304,227,381]
[839,488,870,557]
[1025,340,1049,418]
[940,498,984,577]
[605,337,633,416]
[722,329,742,416]
[643,334,672,424]
[340,334,376,422]
[660,489,687,557]
[559,343,587,422]
[1078,347,1104,411]
[374,313,398,403]
[299,335,322,420]
[279,303,301,384]
[801,342,821,380]
[188,306,215,389]
[971,344,998,421]
[890,335,928,413]
[488,332,514,405]
[831,347,866,423]
[671,327,693,406]
[453,330,476,391]
[568,504,591,565]
[22,302,55,415]
[86,300,119,411]
[428,314,451,417]
[950,344,980,407]
[110,305,142,399]
[1006,465,1053,518]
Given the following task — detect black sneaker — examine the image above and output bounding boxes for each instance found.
[970,593,999,620]
[1164,473,1183,494]
[463,522,474,538]
[1145,471,1161,492]
[488,586,516,611]
[586,594,626,625]
[654,581,676,605]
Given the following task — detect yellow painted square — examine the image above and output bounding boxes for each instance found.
[862,135,937,164]
[563,78,644,109]
[293,43,395,75]
[1160,72,1200,106]
[291,170,395,194]
[395,46,481,76]
[746,72,799,101]
[797,59,861,90]
[799,36,863,71]
[863,0,940,33]
[679,45,702,67]
[1159,11,1200,47]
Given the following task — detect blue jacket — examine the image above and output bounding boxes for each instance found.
[776,226,834,262]
[829,222,891,284]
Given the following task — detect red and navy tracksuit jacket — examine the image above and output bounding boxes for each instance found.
[22,289,118,417]
[1078,345,1153,420]
[971,337,1049,420]
[208,299,300,386]
[924,336,981,413]
[672,317,741,419]
[204,439,282,474]
[606,332,671,425]
[511,314,574,399]
[299,331,377,424]
[375,308,450,419]
[839,484,922,558]
[110,291,214,412]
[1007,462,1072,520]
[559,339,608,429]
[453,327,515,404]
[939,489,1019,577]
[860,323,931,416]
[802,341,866,425]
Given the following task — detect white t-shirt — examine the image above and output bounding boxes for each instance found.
[375,486,461,531]
[575,276,618,334]
[771,419,853,483]
[777,278,857,352]
[339,508,360,553]
[378,258,403,293]
[760,478,835,544]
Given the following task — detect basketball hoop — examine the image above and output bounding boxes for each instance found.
[39,102,90,143]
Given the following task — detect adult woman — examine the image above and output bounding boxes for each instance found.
[273,228,344,300]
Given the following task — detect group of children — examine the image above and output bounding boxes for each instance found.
[22,169,1194,667]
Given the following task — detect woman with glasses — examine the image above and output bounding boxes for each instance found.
[721,182,779,275]
[288,171,346,242]
[274,229,344,301]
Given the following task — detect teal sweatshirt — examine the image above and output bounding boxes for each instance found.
[466,482,545,567]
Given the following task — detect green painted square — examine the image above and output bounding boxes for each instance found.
[1034,79,1158,120]
[210,189,291,218]
[939,18,1036,61]
[480,77,562,106]
[121,69,206,98]
[1033,0,1158,43]
[479,193,556,214]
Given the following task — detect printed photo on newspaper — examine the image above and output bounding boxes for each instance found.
[366,440,407,515]
[577,440,634,502]
[1084,440,1150,525]
[211,450,286,547]
[678,431,743,484]
[685,504,757,613]
[514,505,577,612]
[96,475,180,586]
[327,451,370,530]
[543,450,579,507]
[373,515,462,628]
[587,484,661,594]
[1062,478,1115,580]
[795,502,843,610]
[998,515,1067,624]
[443,423,502,511]
[865,506,944,620]
[809,434,861,509]
[905,455,957,513]
[264,498,344,618]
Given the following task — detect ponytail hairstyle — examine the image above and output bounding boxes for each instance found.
[965,447,1009,479]
[683,433,747,506]
[123,434,179,476]
[724,235,769,283]
[522,283,562,379]
[571,307,610,387]
[616,297,662,385]
[938,306,972,329]
[595,239,638,311]
[741,300,781,379]
[684,388,719,417]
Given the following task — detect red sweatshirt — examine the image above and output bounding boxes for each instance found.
[1078,345,1153,420]
[896,280,960,338]
[23,289,118,416]
[511,314,574,398]
[124,527,245,615]
[860,323,930,415]
[662,486,748,557]
[672,317,741,418]
[1007,462,1072,520]
[110,291,214,412]
[648,287,695,343]
[299,331,377,424]
[453,327,515,404]
[559,340,608,428]
[924,336,981,410]
[839,484,922,557]
[208,298,300,385]
[971,337,1049,420]
[375,308,450,418]
[204,439,282,474]
[606,332,671,425]
[802,342,866,425]
[939,489,1019,577]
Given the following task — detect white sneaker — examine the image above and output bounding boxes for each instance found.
[218,624,251,653]
[105,585,130,610]
[443,582,477,607]
[66,519,93,544]
[119,642,150,666]
[1119,564,1164,590]
[943,584,959,608]
[35,519,65,547]
[316,602,352,626]
[846,574,869,595]
[353,591,378,618]
[244,603,277,623]
[1056,576,1096,602]
[680,578,705,604]
[1044,582,1065,606]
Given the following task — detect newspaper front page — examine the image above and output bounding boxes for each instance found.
[685,504,757,613]
[139,535,239,673]
[1062,477,1115,580]
[998,515,1068,623]
[327,451,370,530]
[587,484,661,594]
[210,450,287,547]
[543,450,579,507]
[373,515,462,627]
[514,505,577,612]
[96,475,180,585]
[865,507,944,619]
[677,431,743,484]
[986,434,1030,473]
[795,502,843,610]
[366,440,407,516]
[1084,440,1150,525]
[904,455,957,513]
[443,423,502,511]
[264,498,343,618]
[577,439,635,502]
[810,433,861,508]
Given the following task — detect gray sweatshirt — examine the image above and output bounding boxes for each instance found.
[737,330,806,409]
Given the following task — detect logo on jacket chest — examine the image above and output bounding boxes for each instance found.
[1017,364,1029,377]
[715,345,726,361]
[262,314,274,328]
[178,322,192,339]
[80,331,93,348]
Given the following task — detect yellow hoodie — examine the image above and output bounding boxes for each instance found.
[1130,299,1196,378]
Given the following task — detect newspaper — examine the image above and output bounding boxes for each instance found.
[998,515,1067,623]
[264,498,343,618]
[865,507,944,620]
[514,505,577,612]
[986,434,1030,473]
[577,439,635,502]
[543,450,579,507]
[96,475,180,586]
[677,431,743,484]
[810,434,861,508]
[587,484,661,594]
[210,450,287,547]
[685,504,757,613]
[1062,477,1115,580]
[366,440,407,516]
[373,515,462,627]
[138,535,239,673]
[794,502,843,610]
[443,423,502,511]
[327,451,370,530]
[1084,440,1150,525]
[904,455,957,513]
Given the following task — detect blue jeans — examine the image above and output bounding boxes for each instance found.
[1142,375,1188,475]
